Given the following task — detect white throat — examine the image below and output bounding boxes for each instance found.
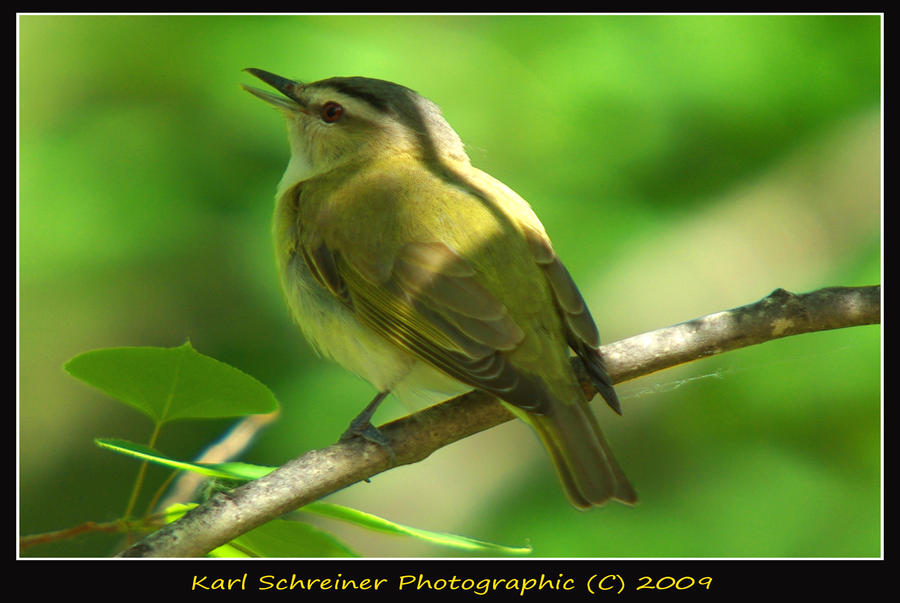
[276,150,317,199]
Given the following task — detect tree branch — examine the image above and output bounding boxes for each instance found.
[117,285,880,557]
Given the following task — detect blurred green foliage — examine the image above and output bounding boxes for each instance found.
[19,14,880,557]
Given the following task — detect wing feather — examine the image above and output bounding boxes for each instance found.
[522,226,620,413]
[300,236,553,412]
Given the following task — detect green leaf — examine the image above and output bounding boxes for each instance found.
[302,502,533,555]
[95,438,276,480]
[212,520,358,558]
[65,341,278,423]
[163,504,357,558]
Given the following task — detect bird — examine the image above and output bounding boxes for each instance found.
[243,68,637,508]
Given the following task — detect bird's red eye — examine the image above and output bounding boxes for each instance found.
[320,101,344,123]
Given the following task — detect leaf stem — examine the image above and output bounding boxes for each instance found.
[122,421,164,521]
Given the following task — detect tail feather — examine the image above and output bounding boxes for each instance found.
[504,399,637,509]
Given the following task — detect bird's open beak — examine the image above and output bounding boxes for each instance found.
[242,68,308,113]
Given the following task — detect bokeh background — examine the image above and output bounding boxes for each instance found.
[19,14,881,557]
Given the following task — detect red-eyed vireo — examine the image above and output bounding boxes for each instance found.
[243,69,637,509]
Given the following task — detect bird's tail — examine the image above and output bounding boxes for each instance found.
[505,399,637,509]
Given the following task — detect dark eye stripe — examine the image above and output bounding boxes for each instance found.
[327,80,392,113]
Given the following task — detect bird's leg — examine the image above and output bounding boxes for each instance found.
[339,391,395,463]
